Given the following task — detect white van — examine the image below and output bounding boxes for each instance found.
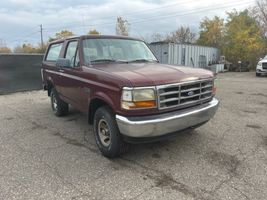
[256,56,267,76]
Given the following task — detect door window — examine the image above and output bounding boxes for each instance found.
[65,41,79,67]
[46,43,63,61]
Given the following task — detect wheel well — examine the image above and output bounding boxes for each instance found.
[47,81,53,96]
[88,99,109,124]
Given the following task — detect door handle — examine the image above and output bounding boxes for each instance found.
[59,69,64,73]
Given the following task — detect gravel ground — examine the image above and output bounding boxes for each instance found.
[0,72,266,200]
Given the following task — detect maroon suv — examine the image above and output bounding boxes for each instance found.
[41,35,219,158]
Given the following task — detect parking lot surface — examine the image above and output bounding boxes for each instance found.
[0,72,267,200]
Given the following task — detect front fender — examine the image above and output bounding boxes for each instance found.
[90,91,117,112]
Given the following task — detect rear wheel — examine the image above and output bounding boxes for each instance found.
[50,88,69,116]
[93,106,129,158]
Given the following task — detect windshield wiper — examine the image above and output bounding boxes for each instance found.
[90,58,158,64]
[128,59,158,63]
[90,59,117,63]
[90,59,128,63]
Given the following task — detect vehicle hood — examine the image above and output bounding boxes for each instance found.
[95,63,214,87]
[259,59,267,64]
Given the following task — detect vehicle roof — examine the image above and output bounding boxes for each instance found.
[49,35,143,44]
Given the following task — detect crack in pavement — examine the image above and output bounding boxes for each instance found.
[5,105,99,154]
[251,93,267,98]
[116,157,210,200]
[128,185,155,200]
[7,130,92,199]
[51,131,98,154]
[2,105,104,199]
[231,185,250,200]
[215,127,231,147]
[205,143,262,199]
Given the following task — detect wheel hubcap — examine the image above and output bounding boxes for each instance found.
[52,94,58,111]
[98,119,111,147]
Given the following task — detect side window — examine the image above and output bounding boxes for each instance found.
[65,41,79,67]
[65,41,78,67]
[46,43,63,61]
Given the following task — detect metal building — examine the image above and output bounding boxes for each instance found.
[149,42,220,68]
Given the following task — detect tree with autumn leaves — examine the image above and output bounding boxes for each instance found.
[0,39,12,53]
[223,10,265,67]
[197,9,266,68]
[12,29,101,54]
[0,47,11,53]
[197,16,224,48]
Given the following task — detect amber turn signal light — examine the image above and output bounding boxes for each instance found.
[122,100,156,109]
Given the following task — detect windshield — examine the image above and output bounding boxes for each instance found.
[82,38,157,64]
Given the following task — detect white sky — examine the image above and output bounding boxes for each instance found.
[0,0,255,48]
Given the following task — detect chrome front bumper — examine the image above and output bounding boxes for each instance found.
[116,98,219,138]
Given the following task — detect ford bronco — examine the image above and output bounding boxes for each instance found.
[41,35,219,158]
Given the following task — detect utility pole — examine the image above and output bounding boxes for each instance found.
[40,24,44,50]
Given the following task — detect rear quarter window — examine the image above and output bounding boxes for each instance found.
[46,43,63,61]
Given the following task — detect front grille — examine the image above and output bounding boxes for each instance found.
[262,62,267,69]
[157,79,214,110]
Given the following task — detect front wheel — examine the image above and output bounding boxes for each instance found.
[93,106,129,158]
[256,72,260,77]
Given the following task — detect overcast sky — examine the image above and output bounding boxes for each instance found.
[0,0,254,48]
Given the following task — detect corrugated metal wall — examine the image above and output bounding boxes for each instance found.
[149,42,220,68]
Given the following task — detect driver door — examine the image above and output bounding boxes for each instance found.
[59,40,81,107]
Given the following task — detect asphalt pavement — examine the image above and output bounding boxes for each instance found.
[0,72,266,200]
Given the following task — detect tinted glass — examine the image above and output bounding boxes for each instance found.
[65,41,78,67]
[46,43,63,61]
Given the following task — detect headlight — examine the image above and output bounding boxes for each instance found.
[133,89,155,101]
[121,87,156,109]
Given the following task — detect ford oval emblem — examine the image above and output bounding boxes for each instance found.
[187,91,194,96]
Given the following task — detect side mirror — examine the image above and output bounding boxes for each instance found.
[56,58,71,68]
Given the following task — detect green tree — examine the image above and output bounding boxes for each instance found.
[197,16,224,48]
[88,29,100,35]
[222,10,266,67]
[49,30,75,42]
[116,16,130,36]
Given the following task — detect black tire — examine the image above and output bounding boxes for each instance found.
[50,88,69,117]
[256,72,260,77]
[93,106,129,158]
